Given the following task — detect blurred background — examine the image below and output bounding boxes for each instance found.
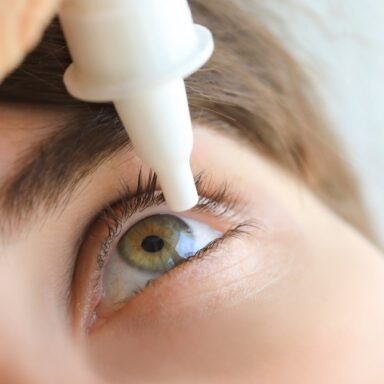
[238,0,384,245]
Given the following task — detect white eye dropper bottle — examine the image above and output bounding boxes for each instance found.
[59,0,214,212]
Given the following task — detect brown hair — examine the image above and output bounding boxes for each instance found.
[0,0,372,238]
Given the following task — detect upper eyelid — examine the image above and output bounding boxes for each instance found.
[111,171,240,223]
[92,173,242,273]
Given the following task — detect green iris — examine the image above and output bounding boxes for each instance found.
[117,214,195,273]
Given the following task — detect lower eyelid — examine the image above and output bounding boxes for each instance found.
[70,213,204,330]
[90,224,254,331]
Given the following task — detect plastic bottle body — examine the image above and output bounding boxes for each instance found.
[114,79,198,211]
[59,0,214,211]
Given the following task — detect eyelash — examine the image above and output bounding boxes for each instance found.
[93,170,250,278]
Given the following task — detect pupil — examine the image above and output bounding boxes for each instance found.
[141,235,165,253]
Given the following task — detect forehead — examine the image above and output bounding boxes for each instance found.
[0,103,64,139]
[0,104,63,176]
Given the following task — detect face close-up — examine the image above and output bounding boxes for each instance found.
[0,1,383,383]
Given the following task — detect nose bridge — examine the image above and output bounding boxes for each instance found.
[0,269,98,384]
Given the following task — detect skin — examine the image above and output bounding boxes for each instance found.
[1,7,384,382]
[0,0,61,81]
[0,106,383,383]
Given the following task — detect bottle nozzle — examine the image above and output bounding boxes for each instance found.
[114,78,198,212]
[59,0,214,211]
[157,164,198,212]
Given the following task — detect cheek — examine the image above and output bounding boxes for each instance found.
[0,254,91,379]
[83,226,380,383]
[82,228,298,381]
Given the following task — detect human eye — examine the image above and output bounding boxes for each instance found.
[71,172,251,331]
[101,213,221,312]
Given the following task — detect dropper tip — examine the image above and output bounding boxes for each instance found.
[158,164,198,212]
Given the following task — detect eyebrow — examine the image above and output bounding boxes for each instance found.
[0,104,132,229]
